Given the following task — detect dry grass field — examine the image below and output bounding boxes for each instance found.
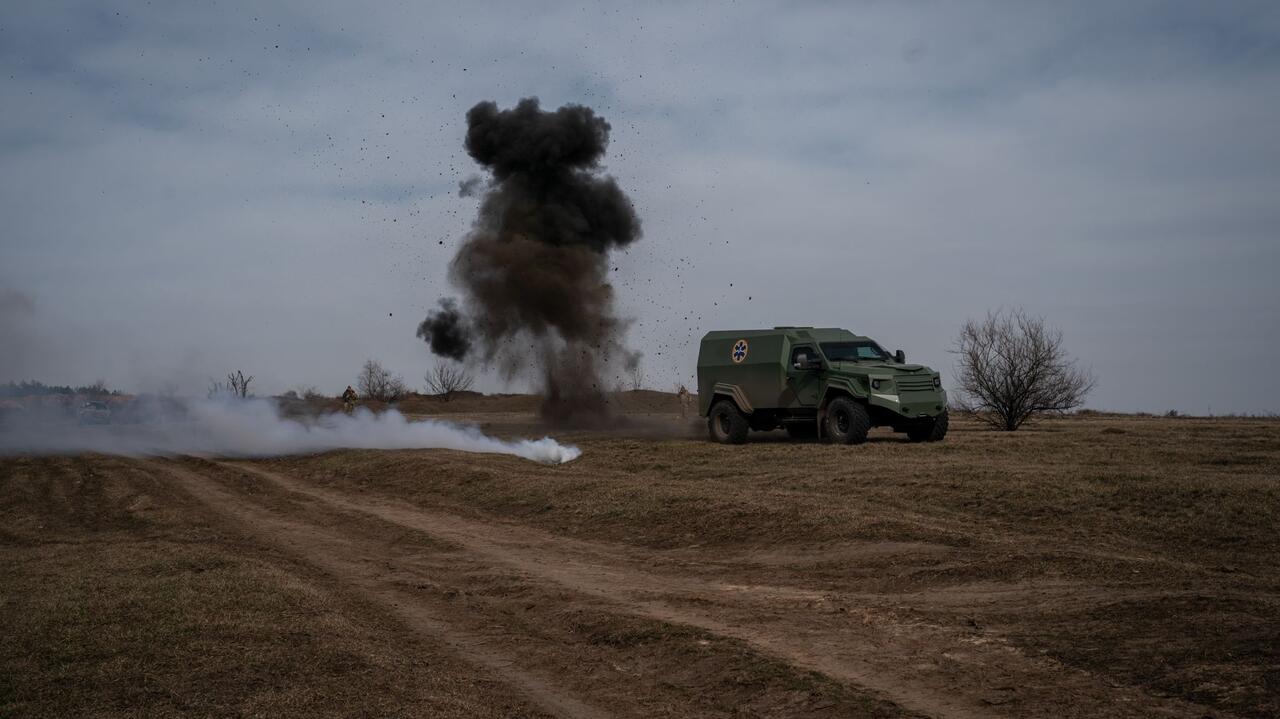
[2,394,1277,718]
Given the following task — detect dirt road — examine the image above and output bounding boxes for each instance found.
[75,455,1244,717]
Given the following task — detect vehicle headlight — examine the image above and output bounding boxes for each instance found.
[933,376,942,388]
[871,379,882,390]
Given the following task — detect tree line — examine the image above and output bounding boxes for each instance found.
[7,310,1097,430]
[0,380,121,398]
[203,359,475,404]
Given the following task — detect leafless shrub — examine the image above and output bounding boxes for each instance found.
[424,361,474,402]
[357,359,407,402]
[952,308,1095,431]
[210,370,253,399]
[226,370,253,398]
[284,384,322,401]
[629,358,644,391]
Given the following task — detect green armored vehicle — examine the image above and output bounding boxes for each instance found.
[697,327,948,444]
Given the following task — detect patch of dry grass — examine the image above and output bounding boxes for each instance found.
[0,456,547,719]
[3,411,1277,718]
[265,413,1280,717]
[273,416,1280,567]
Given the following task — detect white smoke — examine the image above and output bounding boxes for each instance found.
[0,397,581,464]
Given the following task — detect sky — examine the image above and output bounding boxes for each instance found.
[2,1,1278,414]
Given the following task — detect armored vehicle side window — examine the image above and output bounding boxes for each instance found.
[821,341,888,361]
[790,346,818,367]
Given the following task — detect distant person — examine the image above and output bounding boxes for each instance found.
[677,384,691,419]
[341,385,357,415]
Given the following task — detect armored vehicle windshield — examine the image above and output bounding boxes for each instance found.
[820,341,888,362]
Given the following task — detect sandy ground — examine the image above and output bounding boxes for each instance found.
[2,402,1277,718]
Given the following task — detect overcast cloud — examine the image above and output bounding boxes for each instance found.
[2,1,1278,413]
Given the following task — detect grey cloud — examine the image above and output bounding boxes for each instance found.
[0,289,35,316]
[2,1,1278,412]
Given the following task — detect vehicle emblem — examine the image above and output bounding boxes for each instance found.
[731,339,749,363]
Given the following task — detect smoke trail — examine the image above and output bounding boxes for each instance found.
[0,397,580,464]
[0,288,41,381]
[417,98,642,424]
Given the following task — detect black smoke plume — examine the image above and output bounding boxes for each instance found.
[416,298,471,361]
[418,97,642,423]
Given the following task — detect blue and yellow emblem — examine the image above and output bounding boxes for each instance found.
[731,339,749,363]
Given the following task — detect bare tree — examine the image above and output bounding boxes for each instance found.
[227,370,254,398]
[423,361,474,402]
[357,359,407,402]
[628,358,644,391]
[207,379,227,398]
[952,308,1095,431]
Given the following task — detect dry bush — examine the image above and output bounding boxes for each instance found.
[357,359,407,402]
[283,384,322,401]
[423,361,474,402]
[952,308,1094,431]
[226,370,253,398]
[208,370,253,399]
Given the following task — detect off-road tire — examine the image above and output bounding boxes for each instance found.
[708,400,750,444]
[824,397,871,445]
[785,422,819,440]
[907,410,949,442]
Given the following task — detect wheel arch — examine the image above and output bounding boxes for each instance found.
[707,383,753,416]
[819,381,867,411]
[817,382,867,438]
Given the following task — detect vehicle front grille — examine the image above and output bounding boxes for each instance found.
[895,375,936,393]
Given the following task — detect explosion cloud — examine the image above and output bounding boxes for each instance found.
[420,98,642,423]
[416,298,471,361]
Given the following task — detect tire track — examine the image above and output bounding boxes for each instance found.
[145,458,609,719]
[220,459,1233,719]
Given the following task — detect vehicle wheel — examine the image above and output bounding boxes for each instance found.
[907,410,949,442]
[824,397,870,445]
[785,422,818,440]
[708,400,750,444]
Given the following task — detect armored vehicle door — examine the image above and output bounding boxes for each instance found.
[785,344,823,407]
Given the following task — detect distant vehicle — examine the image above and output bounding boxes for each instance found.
[697,327,948,444]
[77,400,112,425]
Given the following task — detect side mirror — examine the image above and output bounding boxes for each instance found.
[793,353,821,371]
[894,349,906,364]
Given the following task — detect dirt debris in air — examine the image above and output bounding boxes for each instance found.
[2,401,1278,718]
[417,98,645,427]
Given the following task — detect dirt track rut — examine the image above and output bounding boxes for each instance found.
[150,459,608,719]
[145,456,1235,719]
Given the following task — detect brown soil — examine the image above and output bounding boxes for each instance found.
[2,403,1277,718]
